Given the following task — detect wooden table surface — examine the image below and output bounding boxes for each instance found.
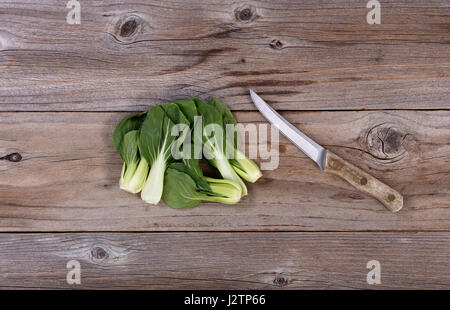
[0,0,449,289]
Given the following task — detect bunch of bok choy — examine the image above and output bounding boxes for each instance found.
[113,98,262,209]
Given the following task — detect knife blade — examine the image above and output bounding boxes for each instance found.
[249,89,403,212]
[250,89,327,170]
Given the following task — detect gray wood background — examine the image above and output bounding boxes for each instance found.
[0,0,449,289]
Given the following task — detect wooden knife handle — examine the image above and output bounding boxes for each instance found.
[324,151,403,212]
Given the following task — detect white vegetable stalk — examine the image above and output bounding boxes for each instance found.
[204,177,242,204]
[231,149,262,183]
[120,157,149,194]
[141,154,166,204]
[214,154,248,196]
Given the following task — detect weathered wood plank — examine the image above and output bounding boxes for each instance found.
[0,0,448,111]
[0,232,449,289]
[0,111,448,231]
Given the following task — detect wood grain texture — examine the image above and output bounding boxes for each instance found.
[0,0,449,290]
[0,0,449,111]
[0,232,449,289]
[324,151,403,212]
[1,111,449,231]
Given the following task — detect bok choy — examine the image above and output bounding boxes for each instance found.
[139,103,189,204]
[194,98,248,196]
[162,162,242,209]
[113,113,149,193]
[118,131,149,193]
[208,98,262,183]
[113,96,263,209]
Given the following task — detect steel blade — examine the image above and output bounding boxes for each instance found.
[249,89,327,170]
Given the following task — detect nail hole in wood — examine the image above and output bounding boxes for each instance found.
[388,194,396,202]
[360,177,368,185]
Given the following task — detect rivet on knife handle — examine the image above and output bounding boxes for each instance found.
[324,151,403,212]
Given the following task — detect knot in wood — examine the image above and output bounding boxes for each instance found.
[120,19,138,37]
[0,152,22,162]
[364,123,410,160]
[112,14,143,43]
[270,39,283,50]
[273,275,289,287]
[235,5,255,23]
[91,246,109,261]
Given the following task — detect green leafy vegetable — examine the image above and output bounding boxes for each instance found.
[208,98,262,183]
[139,104,189,204]
[118,130,149,193]
[194,98,248,196]
[113,112,147,151]
[162,162,242,209]
[113,96,262,208]
[113,113,149,193]
[173,99,199,124]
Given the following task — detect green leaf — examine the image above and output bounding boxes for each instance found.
[208,98,241,160]
[119,130,149,193]
[194,99,248,196]
[113,112,146,151]
[113,113,149,194]
[162,167,204,209]
[160,102,190,126]
[208,98,262,183]
[208,98,236,126]
[162,162,242,209]
[173,99,199,124]
[139,105,173,166]
[139,104,190,204]
[119,130,139,164]
[194,98,225,158]
[170,159,210,192]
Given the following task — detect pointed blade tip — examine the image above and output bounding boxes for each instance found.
[249,89,262,107]
[247,89,327,169]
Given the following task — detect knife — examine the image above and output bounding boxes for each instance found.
[249,89,403,212]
